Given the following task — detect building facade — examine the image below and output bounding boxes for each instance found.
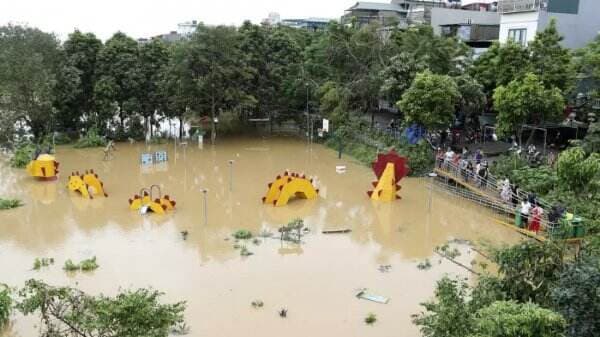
[498,0,600,48]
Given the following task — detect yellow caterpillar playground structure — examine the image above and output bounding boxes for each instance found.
[67,170,108,199]
[26,154,59,180]
[128,185,176,215]
[262,171,319,207]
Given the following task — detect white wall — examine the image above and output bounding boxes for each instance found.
[499,11,540,46]
[538,0,600,49]
[431,7,500,35]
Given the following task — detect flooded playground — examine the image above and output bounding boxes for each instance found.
[0,136,523,337]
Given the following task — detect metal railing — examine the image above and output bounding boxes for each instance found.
[498,0,547,13]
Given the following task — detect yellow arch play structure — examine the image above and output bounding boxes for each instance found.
[26,154,59,180]
[262,171,319,207]
[128,185,176,215]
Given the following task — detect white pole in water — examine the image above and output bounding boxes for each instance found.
[201,188,208,225]
[427,173,438,212]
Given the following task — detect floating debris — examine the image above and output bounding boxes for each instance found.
[417,259,432,270]
[180,230,189,240]
[278,308,288,318]
[322,229,351,234]
[378,265,392,273]
[251,300,264,308]
[356,289,389,304]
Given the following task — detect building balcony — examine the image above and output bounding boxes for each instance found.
[498,0,548,14]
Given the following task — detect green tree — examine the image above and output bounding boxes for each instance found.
[529,18,575,94]
[17,279,186,337]
[380,52,426,104]
[471,41,531,100]
[492,240,565,306]
[0,25,61,139]
[455,74,486,118]
[0,285,10,328]
[556,147,600,193]
[493,72,564,136]
[582,122,600,154]
[577,35,600,81]
[472,301,566,337]
[184,24,252,142]
[94,32,142,132]
[552,256,600,337]
[54,30,103,131]
[137,39,169,137]
[398,70,460,130]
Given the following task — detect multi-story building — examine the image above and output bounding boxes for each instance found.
[498,0,600,48]
[177,20,198,36]
[280,18,331,31]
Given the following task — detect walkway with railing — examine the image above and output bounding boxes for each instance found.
[433,159,555,240]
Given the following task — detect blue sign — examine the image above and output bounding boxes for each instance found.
[155,151,168,163]
[141,153,153,165]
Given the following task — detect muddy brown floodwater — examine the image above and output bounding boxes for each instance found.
[0,136,523,337]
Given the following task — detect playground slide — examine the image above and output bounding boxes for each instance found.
[67,170,108,199]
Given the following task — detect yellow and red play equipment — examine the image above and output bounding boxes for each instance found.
[128,185,176,215]
[262,171,319,207]
[26,154,59,180]
[367,150,409,202]
[67,169,108,199]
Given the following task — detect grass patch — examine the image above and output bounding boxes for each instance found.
[0,198,23,210]
[33,257,54,270]
[417,259,432,270]
[233,229,253,240]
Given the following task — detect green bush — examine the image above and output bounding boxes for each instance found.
[10,143,36,168]
[0,198,23,210]
[74,129,106,148]
[63,259,79,271]
[33,257,54,270]
[0,286,10,328]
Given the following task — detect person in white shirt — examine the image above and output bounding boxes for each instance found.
[520,200,532,227]
[444,147,455,169]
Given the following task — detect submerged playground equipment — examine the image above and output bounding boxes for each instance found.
[26,154,59,180]
[67,170,108,199]
[262,171,319,207]
[367,150,409,202]
[128,185,176,215]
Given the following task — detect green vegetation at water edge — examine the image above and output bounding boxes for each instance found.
[9,143,36,169]
[0,198,23,210]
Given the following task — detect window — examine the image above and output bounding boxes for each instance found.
[508,28,527,46]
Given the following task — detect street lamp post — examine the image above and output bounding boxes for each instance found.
[201,188,208,225]
[228,160,234,192]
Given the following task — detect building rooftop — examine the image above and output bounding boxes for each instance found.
[347,2,407,12]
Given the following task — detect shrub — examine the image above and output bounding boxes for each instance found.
[10,143,36,168]
[63,259,80,271]
[0,198,23,210]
